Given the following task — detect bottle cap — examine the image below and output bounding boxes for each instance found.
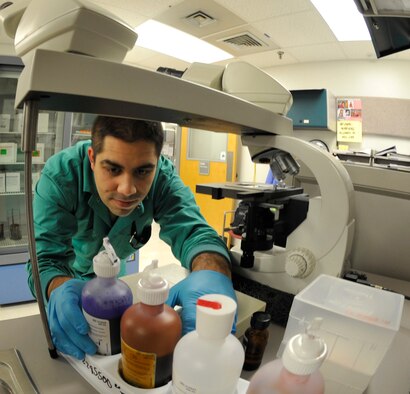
[282,318,327,375]
[250,311,271,330]
[196,294,237,339]
[93,237,120,278]
[137,260,169,305]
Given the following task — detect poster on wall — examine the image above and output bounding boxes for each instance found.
[336,98,362,143]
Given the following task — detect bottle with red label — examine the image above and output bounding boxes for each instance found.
[172,293,244,394]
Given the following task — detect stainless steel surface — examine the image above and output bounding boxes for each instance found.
[0,378,13,394]
[0,316,98,393]
[0,349,37,394]
[23,100,57,358]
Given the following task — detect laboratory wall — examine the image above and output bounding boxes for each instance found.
[238,59,410,183]
[236,59,410,282]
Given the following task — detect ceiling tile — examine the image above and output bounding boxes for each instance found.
[93,0,185,18]
[253,10,336,48]
[213,0,314,22]
[154,0,246,38]
[237,49,299,68]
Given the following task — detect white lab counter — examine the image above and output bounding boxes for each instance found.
[0,267,409,393]
[0,265,264,393]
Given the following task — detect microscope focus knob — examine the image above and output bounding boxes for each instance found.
[285,248,315,278]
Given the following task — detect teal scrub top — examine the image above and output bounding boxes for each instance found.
[27,140,230,300]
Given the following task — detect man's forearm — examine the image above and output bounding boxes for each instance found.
[191,253,231,279]
[47,276,73,299]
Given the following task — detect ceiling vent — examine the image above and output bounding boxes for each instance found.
[185,11,216,27]
[220,32,267,49]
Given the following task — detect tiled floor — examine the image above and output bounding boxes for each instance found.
[0,222,180,321]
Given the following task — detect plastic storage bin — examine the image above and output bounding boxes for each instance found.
[278,274,404,394]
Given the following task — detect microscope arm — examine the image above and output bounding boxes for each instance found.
[239,134,355,294]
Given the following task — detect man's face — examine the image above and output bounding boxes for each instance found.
[88,136,158,218]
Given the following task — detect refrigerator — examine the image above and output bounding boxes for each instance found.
[0,57,180,305]
[0,57,68,304]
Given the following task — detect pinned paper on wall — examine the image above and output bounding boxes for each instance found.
[337,98,362,143]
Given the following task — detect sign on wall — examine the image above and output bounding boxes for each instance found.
[336,98,362,143]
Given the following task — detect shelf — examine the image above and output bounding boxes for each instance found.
[0,236,28,250]
[0,131,56,136]
[0,162,45,165]
[0,192,25,196]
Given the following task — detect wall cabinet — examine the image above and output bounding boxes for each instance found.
[287,89,336,131]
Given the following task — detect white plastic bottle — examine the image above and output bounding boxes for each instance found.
[172,293,244,394]
[81,237,133,355]
[246,318,327,394]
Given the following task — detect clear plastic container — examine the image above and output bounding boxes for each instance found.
[279,274,404,393]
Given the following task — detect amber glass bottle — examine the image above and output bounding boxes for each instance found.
[242,311,271,371]
[120,261,181,388]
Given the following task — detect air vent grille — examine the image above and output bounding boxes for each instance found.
[185,11,216,27]
[221,33,266,48]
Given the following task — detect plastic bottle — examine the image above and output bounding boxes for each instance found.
[120,260,181,389]
[172,294,245,394]
[242,311,271,371]
[246,318,327,394]
[81,237,133,356]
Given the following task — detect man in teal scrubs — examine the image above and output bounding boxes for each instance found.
[27,116,236,359]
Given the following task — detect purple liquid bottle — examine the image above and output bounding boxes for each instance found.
[82,237,133,356]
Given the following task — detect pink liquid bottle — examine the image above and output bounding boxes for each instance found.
[246,318,327,394]
[82,237,133,356]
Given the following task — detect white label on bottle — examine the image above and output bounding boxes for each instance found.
[172,370,198,393]
[83,309,112,355]
[172,378,198,393]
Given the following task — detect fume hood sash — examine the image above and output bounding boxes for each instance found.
[15,49,293,136]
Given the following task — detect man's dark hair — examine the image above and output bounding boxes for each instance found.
[91,116,164,157]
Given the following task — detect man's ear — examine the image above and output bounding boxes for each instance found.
[88,147,95,170]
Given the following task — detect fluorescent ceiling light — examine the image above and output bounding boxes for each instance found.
[311,0,371,41]
[134,19,233,63]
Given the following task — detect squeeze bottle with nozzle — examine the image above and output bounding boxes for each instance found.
[172,294,245,394]
[120,260,182,389]
[81,237,133,356]
[246,318,327,394]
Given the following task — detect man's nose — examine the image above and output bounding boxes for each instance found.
[117,173,136,196]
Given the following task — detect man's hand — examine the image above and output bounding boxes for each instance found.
[47,279,97,359]
[166,253,237,335]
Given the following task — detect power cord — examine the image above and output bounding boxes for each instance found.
[343,270,410,301]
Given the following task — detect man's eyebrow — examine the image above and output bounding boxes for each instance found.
[101,159,123,169]
[101,159,156,170]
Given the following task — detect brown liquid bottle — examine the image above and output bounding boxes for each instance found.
[120,261,181,389]
[242,311,271,371]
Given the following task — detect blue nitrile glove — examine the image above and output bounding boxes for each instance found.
[47,279,97,359]
[166,270,237,335]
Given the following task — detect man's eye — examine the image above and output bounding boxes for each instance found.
[107,167,121,175]
[135,168,152,177]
